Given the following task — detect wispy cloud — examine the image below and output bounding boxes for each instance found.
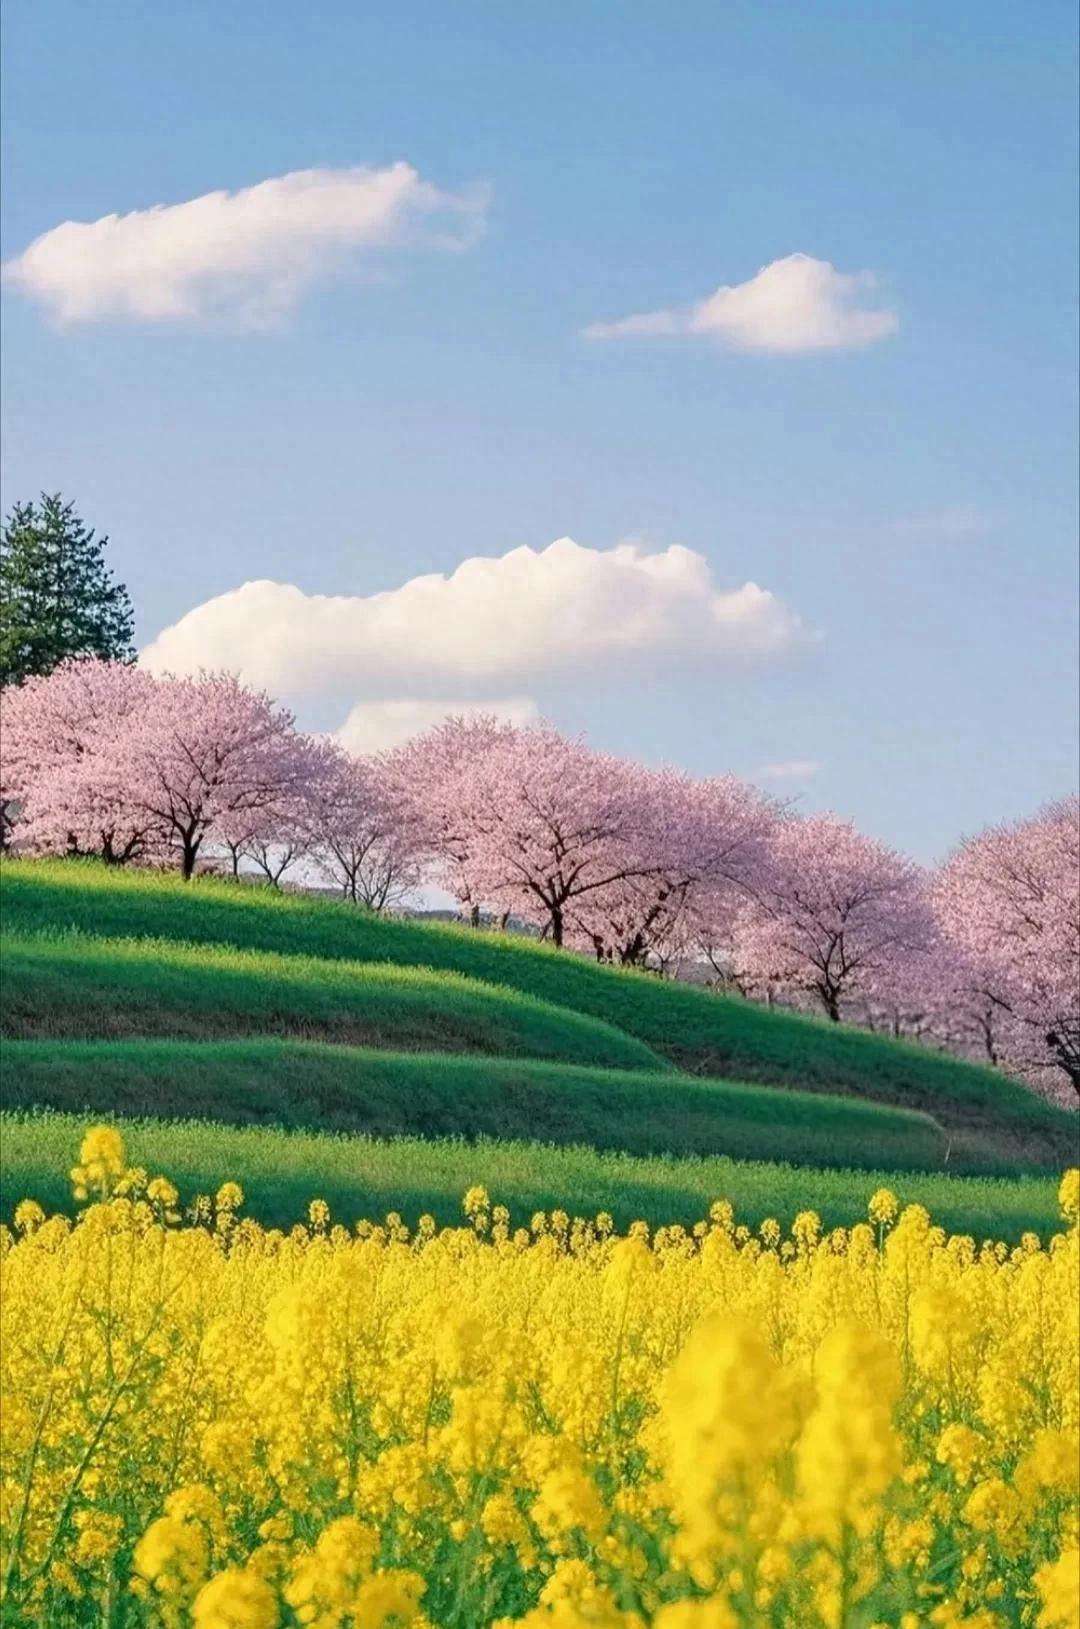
[754,759,821,783]
[584,253,898,354]
[891,503,992,542]
[2,163,488,327]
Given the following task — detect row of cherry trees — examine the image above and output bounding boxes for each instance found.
[2,659,1077,1101]
[0,660,422,905]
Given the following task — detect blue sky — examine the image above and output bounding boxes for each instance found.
[2,0,1077,862]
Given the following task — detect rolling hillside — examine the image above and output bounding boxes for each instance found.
[1,1038,950,1172]
[1,931,664,1071]
[1,859,1075,1174]
[0,858,1075,1243]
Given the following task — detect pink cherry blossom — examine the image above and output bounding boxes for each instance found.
[308,741,424,908]
[0,658,158,862]
[396,719,660,945]
[568,769,776,966]
[731,812,933,1022]
[109,670,312,879]
[934,797,1080,1098]
[388,714,521,921]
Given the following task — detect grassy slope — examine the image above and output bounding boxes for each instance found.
[1,1038,953,1173]
[0,931,664,1073]
[2,861,1074,1168]
[0,1110,1062,1242]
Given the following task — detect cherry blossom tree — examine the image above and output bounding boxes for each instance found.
[244,808,316,888]
[113,672,312,879]
[309,743,424,909]
[0,658,158,862]
[934,797,1080,1099]
[847,933,969,1049]
[731,813,933,1022]
[211,732,331,886]
[397,720,659,945]
[568,769,776,966]
[389,715,520,925]
[215,805,269,880]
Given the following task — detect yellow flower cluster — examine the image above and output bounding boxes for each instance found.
[1,1131,1078,1629]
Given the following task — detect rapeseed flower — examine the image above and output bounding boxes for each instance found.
[0,1136,1076,1627]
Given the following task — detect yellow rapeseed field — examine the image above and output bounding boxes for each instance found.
[1,1129,1078,1629]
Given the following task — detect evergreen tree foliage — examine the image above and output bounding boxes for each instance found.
[0,493,135,687]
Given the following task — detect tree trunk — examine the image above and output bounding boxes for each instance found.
[550,904,564,948]
[979,1015,998,1066]
[1047,1031,1080,1099]
[180,833,200,880]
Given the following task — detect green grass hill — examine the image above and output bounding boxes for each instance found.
[1,931,665,1072]
[1,860,1076,1243]
[1,859,1075,1175]
[1,1038,951,1173]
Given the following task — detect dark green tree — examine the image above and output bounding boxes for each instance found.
[0,493,136,686]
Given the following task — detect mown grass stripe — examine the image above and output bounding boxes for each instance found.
[1,1037,954,1174]
[0,929,665,1073]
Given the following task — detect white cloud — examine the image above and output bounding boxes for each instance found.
[2,163,488,326]
[755,759,821,783]
[891,503,991,542]
[337,696,540,754]
[141,537,810,698]
[584,253,898,354]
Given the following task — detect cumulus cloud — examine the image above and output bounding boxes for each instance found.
[2,163,488,326]
[141,537,809,699]
[337,696,540,754]
[754,759,821,783]
[584,253,898,354]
